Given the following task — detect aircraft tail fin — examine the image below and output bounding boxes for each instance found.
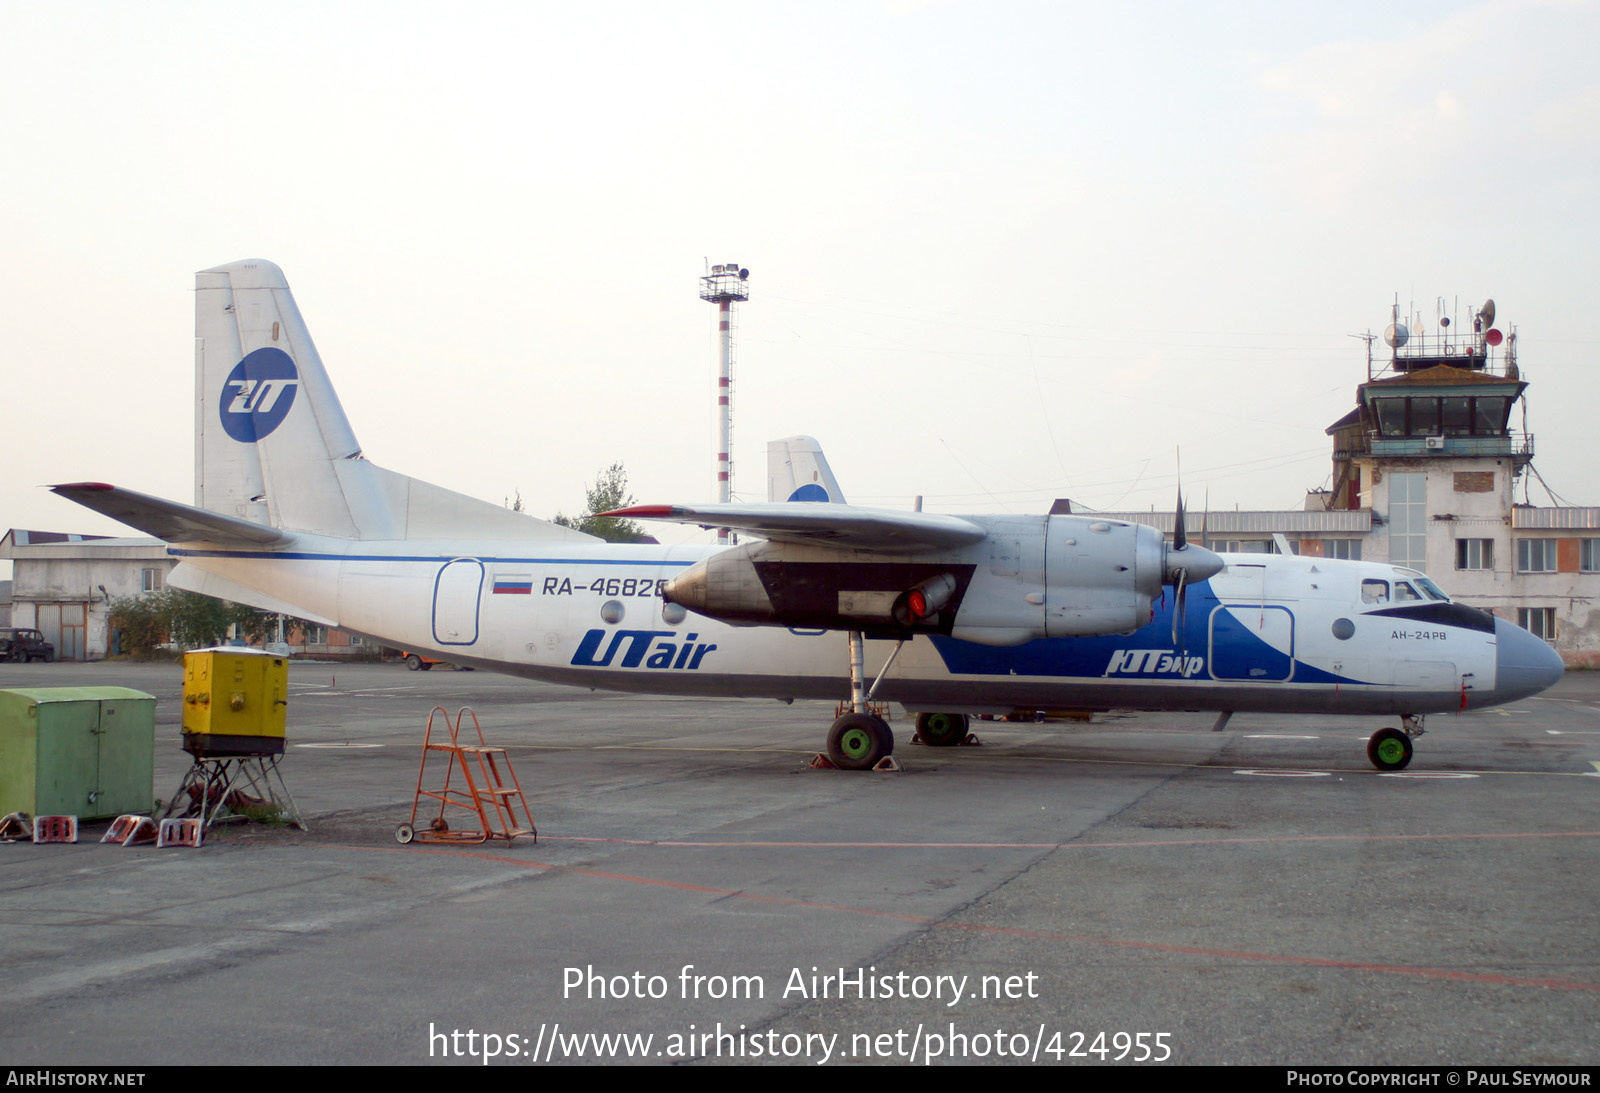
[195,260,592,543]
[766,435,846,504]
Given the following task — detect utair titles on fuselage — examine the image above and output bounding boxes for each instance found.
[53,259,1563,773]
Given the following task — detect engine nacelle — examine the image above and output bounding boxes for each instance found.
[661,513,1217,647]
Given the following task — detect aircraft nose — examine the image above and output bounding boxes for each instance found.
[1492,616,1565,702]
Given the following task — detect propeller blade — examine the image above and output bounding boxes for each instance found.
[1172,568,1187,649]
[1174,486,1187,552]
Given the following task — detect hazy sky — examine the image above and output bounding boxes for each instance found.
[3,0,1596,560]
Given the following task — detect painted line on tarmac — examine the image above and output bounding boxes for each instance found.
[525,829,1600,851]
[498,742,1599,778]
[349,843,1600,994]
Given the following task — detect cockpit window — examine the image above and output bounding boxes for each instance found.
[1413,577,1450,602]
[1361,579,1389,604]
[1393,581,1423,603]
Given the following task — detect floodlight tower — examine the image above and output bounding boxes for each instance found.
[699,262,750,545]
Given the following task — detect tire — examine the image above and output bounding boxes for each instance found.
[1367,727,1414,771]
[405,655,422,671]
[827,713,893,771]
[395,824,415,844]
[916,712,969,747]
[419,661,433,671]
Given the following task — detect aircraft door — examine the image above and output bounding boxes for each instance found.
[1208,604,1295,682]
[432,558,484,646]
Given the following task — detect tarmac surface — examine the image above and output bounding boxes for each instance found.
[1,659,1597,1066]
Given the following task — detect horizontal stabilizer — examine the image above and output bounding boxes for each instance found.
[50,483,290,547]
[601,502,987,553]
[167,562,337,627]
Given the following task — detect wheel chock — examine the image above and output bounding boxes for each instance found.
[0,812,32,842]
[102,815,159,846]
[157,818,204,848]
[809,753,902,772]
[911,732,982,747]
[32,816,78,844]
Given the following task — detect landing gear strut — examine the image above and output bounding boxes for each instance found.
[822,632,903,770]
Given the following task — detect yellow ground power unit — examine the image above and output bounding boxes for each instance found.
[182,648,289,756]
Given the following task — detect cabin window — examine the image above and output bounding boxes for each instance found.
[1456,539,1494,571]
[1516,539,1557,573]
[1361,579,1389,604]
[1393,581,1423,602]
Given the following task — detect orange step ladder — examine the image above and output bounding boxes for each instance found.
[396,706,536,846]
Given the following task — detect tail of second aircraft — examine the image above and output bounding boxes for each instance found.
[195,259,589,543]
[767,435,846,504]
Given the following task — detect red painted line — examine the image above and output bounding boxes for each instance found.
[339,843,1600,993]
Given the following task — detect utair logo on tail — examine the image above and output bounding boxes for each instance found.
[219,347,300,442]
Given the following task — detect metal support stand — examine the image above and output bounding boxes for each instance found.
[165,754,307,831]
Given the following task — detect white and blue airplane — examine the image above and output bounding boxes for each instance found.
[54,259,1563,773]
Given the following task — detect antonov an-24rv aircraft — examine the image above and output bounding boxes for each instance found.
[54,260,1564,773]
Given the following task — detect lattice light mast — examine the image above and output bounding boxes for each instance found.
[699,262,750,545]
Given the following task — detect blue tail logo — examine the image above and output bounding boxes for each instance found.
[219,348,300,442]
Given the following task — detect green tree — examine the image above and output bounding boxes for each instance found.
[107,595,168,656]
[108,589,281,654]
[553,462,650,542]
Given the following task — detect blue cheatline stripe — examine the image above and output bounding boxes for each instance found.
[167,549,697,566]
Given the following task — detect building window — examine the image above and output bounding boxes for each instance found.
[1582,539,1599,573]
[1516,539,1557,573]
[1518,607,1557,642]
[1324,539,1362,561]
[1456,539,1494,571]
[1388,473,1427,570]
[141,568,164,592]
[1209,540,1271,554]
[303,625,327,644]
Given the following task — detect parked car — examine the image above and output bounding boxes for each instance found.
[0,628,55,663]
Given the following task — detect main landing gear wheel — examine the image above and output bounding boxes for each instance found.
[916,712,969,748]
[405,655,422,671]
[827,713,894,771]
[1367,727,1414,771]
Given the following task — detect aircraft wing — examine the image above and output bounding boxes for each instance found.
[50,483,291,547]
[602,503,987,553]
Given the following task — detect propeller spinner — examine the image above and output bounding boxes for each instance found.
[1164,487,1222,649]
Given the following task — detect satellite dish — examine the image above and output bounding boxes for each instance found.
[1486,328,1504,347]
[739,268,750,280]
[1479,299,1496,327]
[1384,323,1410,348]
[1440,316,1451,328]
